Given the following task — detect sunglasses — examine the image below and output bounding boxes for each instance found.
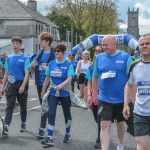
[20,49,24,51]
[54,49,62,53]
[69,56,74,58]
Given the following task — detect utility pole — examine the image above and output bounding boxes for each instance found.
[71,23,73,51]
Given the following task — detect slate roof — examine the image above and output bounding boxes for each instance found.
[0,0,58,27]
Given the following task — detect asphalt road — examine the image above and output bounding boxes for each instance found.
[0,79,136,150]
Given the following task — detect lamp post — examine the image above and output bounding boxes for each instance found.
[67,31,71,52]
[79,36,83,42]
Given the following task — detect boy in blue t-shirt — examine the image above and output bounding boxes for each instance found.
[0,36,30,136]
[30,32,55,138]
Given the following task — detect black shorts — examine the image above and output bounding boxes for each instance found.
[98,100,125,123]
[78,73,88,85]
[133,113,150,137]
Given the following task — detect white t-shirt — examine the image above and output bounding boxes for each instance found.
[128,61,150,116]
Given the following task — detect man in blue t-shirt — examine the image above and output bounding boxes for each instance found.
[92,35,132,150]
[0,36,30,136]
[30,32,55,138]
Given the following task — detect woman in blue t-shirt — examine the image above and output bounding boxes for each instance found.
[41,43,74,146]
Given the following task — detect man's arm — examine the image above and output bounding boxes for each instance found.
[92,76,98,103]
[123,82,134,120]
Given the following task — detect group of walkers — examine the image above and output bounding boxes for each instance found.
[0,32,150,150]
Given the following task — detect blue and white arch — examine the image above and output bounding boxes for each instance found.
[72,34,139,55]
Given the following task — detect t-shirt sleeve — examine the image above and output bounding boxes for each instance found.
[126,56,133,74]
[25,58,31,70]
[93,58,99,76]
[67,64,75,77]
[45,65,50,76]
[4,58,8,70]
[128,71,135,84]
[85,66,92,80]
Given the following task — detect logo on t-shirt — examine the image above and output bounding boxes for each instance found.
[18,59,24,62]
[116,60,124,63]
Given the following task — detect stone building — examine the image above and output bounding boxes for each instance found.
[0,0,60,55]
[127,7,139,39]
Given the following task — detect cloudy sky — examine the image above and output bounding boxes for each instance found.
[20,0,150,35]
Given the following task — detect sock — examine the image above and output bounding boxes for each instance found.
[48,124,54,137]
[65,120,71,135]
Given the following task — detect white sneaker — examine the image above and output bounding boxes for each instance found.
[117,144,124,150]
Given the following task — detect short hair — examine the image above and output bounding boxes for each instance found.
[12,36,22,44]
[54,43,66,52]
[38,32,53,46]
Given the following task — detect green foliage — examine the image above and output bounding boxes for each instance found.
[46,0,119,45]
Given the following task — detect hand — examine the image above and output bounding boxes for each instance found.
[31,60,38,68]
[54,85,61,91]
[87,95,92,106]
[19,86,25,94]
[41,89,45,99]
[122,106,130,120]
[41,63,47,71]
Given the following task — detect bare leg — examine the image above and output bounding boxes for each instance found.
[116,121,126,144]
[100,120,111,150]
[135,135,149,150]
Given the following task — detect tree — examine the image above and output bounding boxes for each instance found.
[47,0,120,42]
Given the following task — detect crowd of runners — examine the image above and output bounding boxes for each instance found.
[0,32,150,150]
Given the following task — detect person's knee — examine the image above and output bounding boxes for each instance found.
[136,136,149,150]
[101,121,111,131]
[116,121,125,129]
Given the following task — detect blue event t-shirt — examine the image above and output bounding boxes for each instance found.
[4,53,30,83]
[70,61,77,71]
[45,59,75,97]
[93,51,132,103]
[31,51,51,85]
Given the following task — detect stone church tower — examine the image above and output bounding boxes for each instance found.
[127,8,139,39]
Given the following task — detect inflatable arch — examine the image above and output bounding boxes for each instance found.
[72,34,139,55]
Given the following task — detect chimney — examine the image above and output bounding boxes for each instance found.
[27,0,37,11]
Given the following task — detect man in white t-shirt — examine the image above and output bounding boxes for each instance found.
[123,33,150,150]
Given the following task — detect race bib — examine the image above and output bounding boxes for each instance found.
[138,81,150,95]
[101,71,116,79]
[51,68,62,77]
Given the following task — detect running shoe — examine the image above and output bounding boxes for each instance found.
[94,138,101,148]
[3,125,9,137]
[20,123,28,132]
[41,137,54,146]
[37,128,45,138]
[63,134,71,143]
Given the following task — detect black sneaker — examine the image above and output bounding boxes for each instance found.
[63,134,71,143]
[3,125,9,137]
[94,138,101,148]
[41,137,54,146]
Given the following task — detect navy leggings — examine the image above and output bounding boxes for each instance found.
[48,95,72,126]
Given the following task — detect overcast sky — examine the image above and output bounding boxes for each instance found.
[20,0,150,35]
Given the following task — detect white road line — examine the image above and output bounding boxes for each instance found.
[2,105,41,119]
[0,98,38,103]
